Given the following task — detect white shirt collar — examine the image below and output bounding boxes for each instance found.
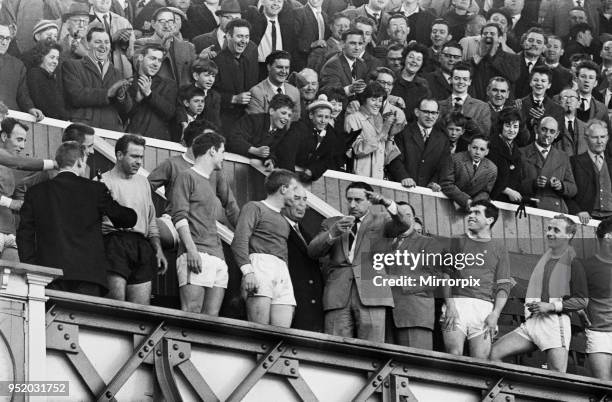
[344,55,356,68]
[565,115,575,123]
[535,143,551,154]
[217,28,225,46]
[452,93,468,103]
[308,3,322,13]
[94,11,111,21]
[546,62,559,68]
[588,149,604,162]
[364,5,380,16]
[267,78,284,94]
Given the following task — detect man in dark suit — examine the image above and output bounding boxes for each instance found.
[282,185,324,332]
[515,65,565,144]
[187,0,221,39]
[441,135,498,211]
[554,87,589,157]
[388,0,436,46]
[17,141,137,297]
[320,29,368,93]
[520,116,577,213]
[192,0,258,62]
[541,0,602,38]
[388,98,451,190]
[568,120,612,224]
[212,19,259,130]
[244,0,296,78]
[133,7,196,87]
[575,60,612,134]
[292,0,329,71]
[544,35,574,97]
[515,28,546,99]
[308,182,407,342]
[424,41,461,101]
[343,0,390,35]
[127,43,177,140]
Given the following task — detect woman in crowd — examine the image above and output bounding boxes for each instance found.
[488,108,525,204]
[345,82,397,179]
[26,42,67,120]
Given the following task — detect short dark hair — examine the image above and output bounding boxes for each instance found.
[405,42,428,60]
[552,214,577,237]
[418,97,438,110]
[387,43,405,54]
[191,58,218,75]
[179,85,206,102]
[444,111,467,127]
[318,87,347,104]
[496,107,523,132]
[357,81,386,105]
[86,26,108,42]
[442,40,463,52]
[225,18,251,35]
[330,12,350,24]
[486,8,512,29]
[62,123,94,144]
[570,22,592,39]
[470,134,489,145]
[183,119,220,147]
[431,18,449,30]
[396,200,416,216]
[140,43,165,57]
[115,134,145,155]
[523,27,545,40]
[265,50,291,66]
[0,118,28,137]
[481,22,502,36]
[264,169,297,195]
[55,141,85,169]
[596,217,612,238]
[529,64,553,82]
[192,131,225,158]
[386,13,407,26]
[269,94,295,111]
[576,60,599,79]
[487,76,509,91]
[353,15,377,29]
[471,200,499,227]
[452,61,472,78]
[341,28,364,41]
[569,53,592,64]
[346,181,373,195]
[31,42,62,68]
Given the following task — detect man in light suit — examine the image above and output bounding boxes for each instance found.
[320,28,369,94]
[308,182,407,342]
[438,62,491,136]
[540,0,602,38]
[568,120,612,223]
[520,116,577,213]
[441,135,498,211]
[246,50,301,120]
[134,7,196,87]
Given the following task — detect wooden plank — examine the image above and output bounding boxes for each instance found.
[528,215,545,255]
[501,209,519,253]
[324,177,341,212]
[449,207,464,237]
[422,193,437,236]
[408,192,424,226]
[516,212,532,254]
[310,177,326,200]
[232,162,249,208]
[47,124,63,158]
[30,120,49,158]
[435,197,452,238]
[338,179,350,213]
[491,208,504,242]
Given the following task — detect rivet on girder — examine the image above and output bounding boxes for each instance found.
[389,362,395,368]
[148,340,154,346]
[182,331,187,337]
[506,396,511,401]
[57,324,63,331]
[372,382,378,388]
[51,311,56,316]
[403,366,408,373]
[384,382,389,388]
[372,362,378,368]
[290,368,296,375]
[401,382,406,388]
[508,384,514,390]
[292,348,298,355]
[486,381,492,386]
[262,344,268,350]
[490,393,495,398]
[156,350,162,356]
[268,356,274,362]
[377,375,383,381]
[64,334,70,340]
[173,344,179,351]
[179,352,185,359]
[69,313,75,320]
[70,343,77,350]
[161,325,168,331]
[143,346,149,352]
[263,363,269,369]
[140,324,146,330]
[138,352,144,358]
[284,360,290,366]
[106,391,112,398]
[277,346,283,352]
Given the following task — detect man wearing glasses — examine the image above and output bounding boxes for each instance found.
[0,23,44,121]
[59,3,91,60]
[554,88,589,157]
[424,41,462,100]
[134,7,196,87]
[388,97,450,191]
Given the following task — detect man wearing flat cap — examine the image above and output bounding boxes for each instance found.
[134,6,195,86]
[59,2,91,60]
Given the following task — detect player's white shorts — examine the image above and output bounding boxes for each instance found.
[585,328,612,354]
[514,313,571,350]
[442,298,494,339]
[249,253,296,305]
[177,252,228,288]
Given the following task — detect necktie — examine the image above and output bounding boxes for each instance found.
[348,217,360,250]
[103,15,111,35]
[421,127,429,142]
[315,9,325,41]
[373,12,380,26]
[98,61,104,76]
[293,223,307,245]
[351,63,357,79]
[391,235,405,250]
[270,20,277,51]
[527,61,533,73]
[453,96,462,110]
[568,120,574,137]
[595,154,604,170]
[276,87,283,94]
[581,97,588,111]
[541,148,549,160]
[472,161,478,174]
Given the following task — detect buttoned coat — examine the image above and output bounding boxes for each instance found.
[568,151,612,214]
[439,95,491,136]
[320,53,369,91]
[520,143,577,213]
[246,79,301,120]
[441,151,498,209]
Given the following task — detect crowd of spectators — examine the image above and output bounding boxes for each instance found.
[3,0,612,382]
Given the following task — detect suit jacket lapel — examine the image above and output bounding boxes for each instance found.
[340,56,352,83]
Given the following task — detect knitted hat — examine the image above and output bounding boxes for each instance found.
[308,94,333,112]
[32,20,59,39]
